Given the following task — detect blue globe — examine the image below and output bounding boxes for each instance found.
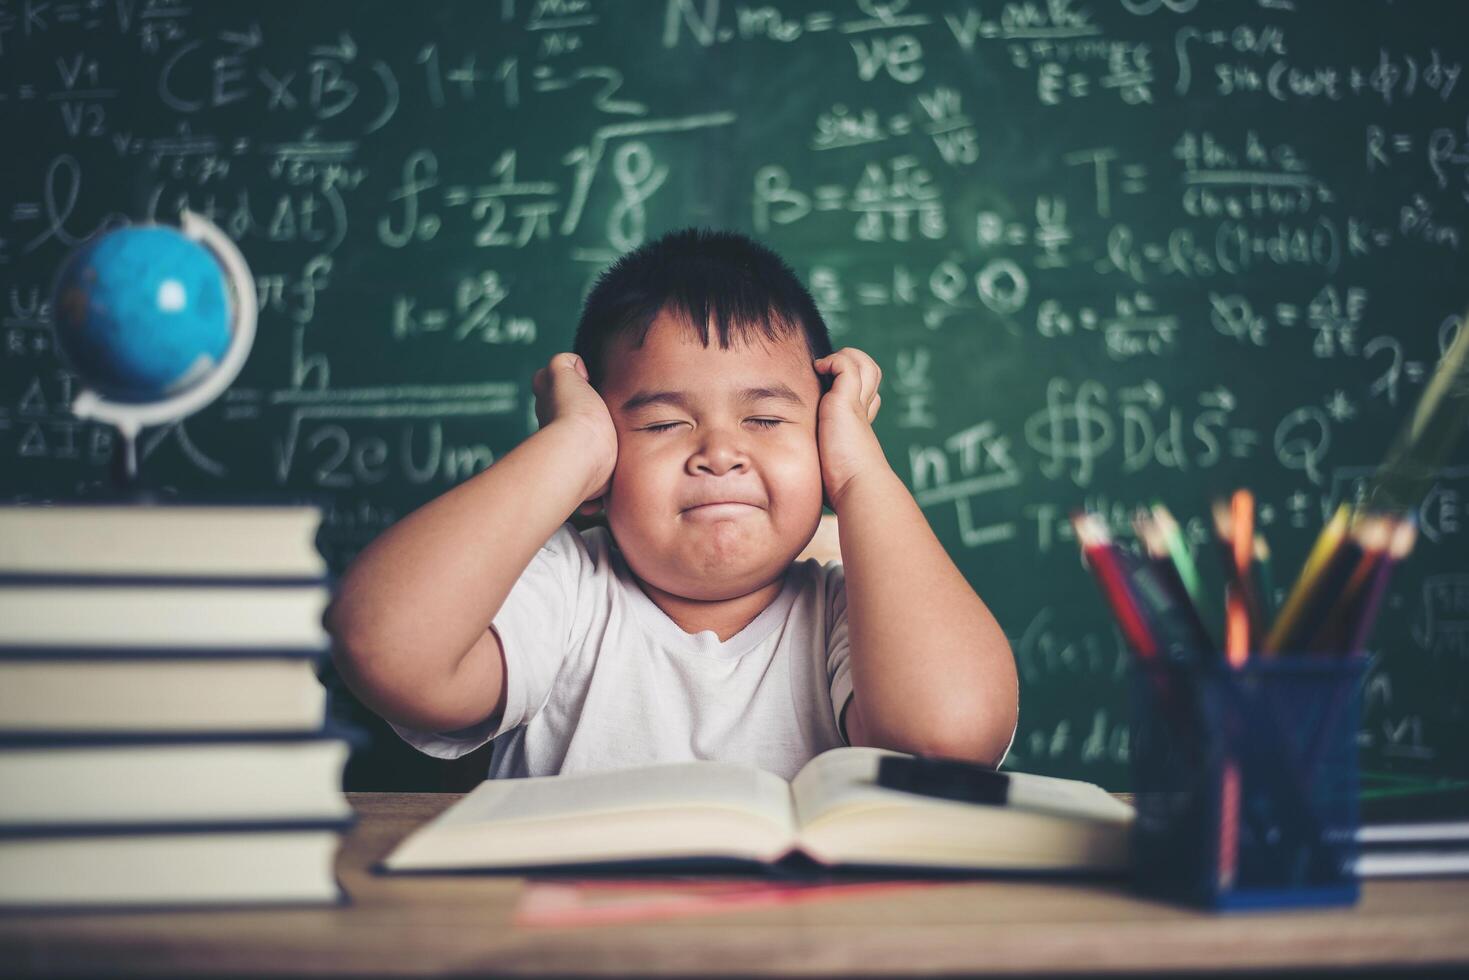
[53,225,231,404]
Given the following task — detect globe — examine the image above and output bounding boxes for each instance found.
[50,211,257,489]
[53,225,231,404]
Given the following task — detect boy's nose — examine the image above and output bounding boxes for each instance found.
[687,428,749,476]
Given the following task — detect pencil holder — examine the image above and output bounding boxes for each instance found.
[1128,656,1364,910]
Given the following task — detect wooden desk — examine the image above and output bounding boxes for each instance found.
[2,792,1468,976]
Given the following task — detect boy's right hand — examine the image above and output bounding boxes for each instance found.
[531,353,617,515]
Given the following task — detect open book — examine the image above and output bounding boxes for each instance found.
[382,747,1133,874]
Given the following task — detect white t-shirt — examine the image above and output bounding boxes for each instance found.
[390,523,853,782]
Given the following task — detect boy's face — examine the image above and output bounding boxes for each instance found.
[599,310,825,602]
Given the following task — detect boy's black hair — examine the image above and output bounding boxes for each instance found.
[572,228,833,388]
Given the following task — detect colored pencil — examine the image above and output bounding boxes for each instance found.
[1345,514,1418,654]
[1253,534,1278,618]
[1224,593,1249,667]
[1218,760,1242,892]
[1233,490,1261,651]
[1231,492,1254,586]
[1211,495,1254,666]
[1307,516,1393,654]
[1133,510,1216,660]
[1071,512,1158,660]
[1151,502,1206,610]
[1366,305,1469,512]
[1264,503,1353,654]
[1203,497,1248,889]
[1076,512,1200,741]
[1272,517,1367,656]
[1119,552,1186,659]
[1219,492,1265,889]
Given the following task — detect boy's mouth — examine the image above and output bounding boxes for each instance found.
[681,501,763,520]
[681,489,765,510]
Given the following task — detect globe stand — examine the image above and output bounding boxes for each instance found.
[65,210,257,496]
[103,418,158,502]
[111,422,141,495]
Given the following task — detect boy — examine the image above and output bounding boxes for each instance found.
[328,229,1017,781]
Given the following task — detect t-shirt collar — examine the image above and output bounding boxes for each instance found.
[608,542,802,659]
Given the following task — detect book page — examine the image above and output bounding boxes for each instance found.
[788,747,1133,871]
[789,745,904,828]
[384,760,801,871]
[434,760,797,832]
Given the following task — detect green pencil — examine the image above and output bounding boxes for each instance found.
[1150,502,1205,610]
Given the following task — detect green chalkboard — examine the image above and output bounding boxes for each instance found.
[4,1,1468,790]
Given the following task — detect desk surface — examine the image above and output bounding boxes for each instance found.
[2,792,1468,977]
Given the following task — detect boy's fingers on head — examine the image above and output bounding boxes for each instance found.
[829,347,879,379]
[868,391,881,422]
[816,348,885,409]
[848,356,875,403]
[841,347,878,384]
[817,350,851,376]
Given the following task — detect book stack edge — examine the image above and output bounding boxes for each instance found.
[1355,775,1469,878]
[0,503,356,908]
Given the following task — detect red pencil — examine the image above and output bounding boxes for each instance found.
[1071,512,1158,660]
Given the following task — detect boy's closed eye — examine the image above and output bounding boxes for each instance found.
[639,418,787,433]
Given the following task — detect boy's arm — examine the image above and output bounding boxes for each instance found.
[816,350,1018,766]
[328,354,615,734]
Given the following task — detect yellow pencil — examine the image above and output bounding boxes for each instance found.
[1306,515,1393,654]
[1264,502,1353,654]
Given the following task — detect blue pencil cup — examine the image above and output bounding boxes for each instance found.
[1129,657,1364,910]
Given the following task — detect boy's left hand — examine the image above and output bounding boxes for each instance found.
[814,347,887,510]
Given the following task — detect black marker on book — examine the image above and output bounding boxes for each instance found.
[876,755,1011,806]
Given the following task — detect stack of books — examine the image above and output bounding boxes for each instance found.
[1357,774,1469,877]
[0,504,354,908]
